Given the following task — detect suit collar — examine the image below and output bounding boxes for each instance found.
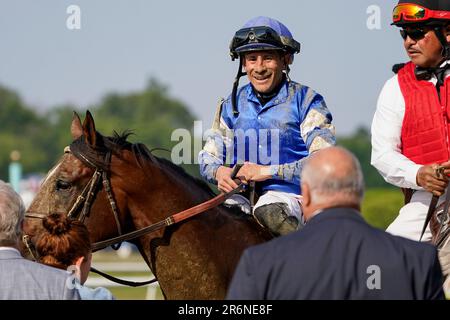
[306,207,364,226]
[0,247,23,260]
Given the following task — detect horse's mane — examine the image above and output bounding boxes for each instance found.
[70,130,215,197]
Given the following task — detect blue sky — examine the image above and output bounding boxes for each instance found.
[0,0,405,135]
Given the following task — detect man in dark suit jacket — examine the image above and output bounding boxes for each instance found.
[227,147,445,299]
[0,180,80,300]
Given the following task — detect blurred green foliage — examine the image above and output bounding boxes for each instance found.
[0,78,197,180]
[361,188,403,230]
[338,127,392,188]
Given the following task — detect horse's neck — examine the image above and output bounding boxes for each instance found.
[128,162,211,222]
[123,160,271,299]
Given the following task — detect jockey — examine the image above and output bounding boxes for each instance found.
[371,0,450,242]
[198,16,336,236]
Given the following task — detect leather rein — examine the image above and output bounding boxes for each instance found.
[23,147,244,287]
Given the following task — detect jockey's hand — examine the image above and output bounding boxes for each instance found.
[236,162,272,184]
[215,166,239,193]
[416,163,450,196]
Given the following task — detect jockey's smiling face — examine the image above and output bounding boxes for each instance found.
[243,50,287,93]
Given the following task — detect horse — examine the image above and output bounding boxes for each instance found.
[23,110,273,299]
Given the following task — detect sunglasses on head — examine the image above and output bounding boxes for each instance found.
[393,3,450,23]
[400,28,429,41]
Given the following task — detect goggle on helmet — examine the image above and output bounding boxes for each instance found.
[392,1,450,26]
[229,25,301,61]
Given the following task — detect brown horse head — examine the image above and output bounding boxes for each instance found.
[24,111,132,247]
[24,111,272,299]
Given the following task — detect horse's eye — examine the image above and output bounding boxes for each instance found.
[56,179,71,191]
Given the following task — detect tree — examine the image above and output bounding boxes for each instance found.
[0,85,50,179]
[0,80,200,181]
[0,86,39,135]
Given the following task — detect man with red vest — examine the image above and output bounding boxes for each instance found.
[371,0,450,242]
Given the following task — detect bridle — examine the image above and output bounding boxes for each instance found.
[66,149,123,239]
[24,146,124,253]
[22,146,245,286]
[23,146,135,284]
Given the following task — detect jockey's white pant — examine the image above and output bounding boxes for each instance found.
[224,190,302,221]
[386,189,446,242]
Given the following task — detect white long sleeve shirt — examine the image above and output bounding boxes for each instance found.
[371,62,450,190]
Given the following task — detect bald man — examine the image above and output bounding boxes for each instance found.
[227,147,445,300]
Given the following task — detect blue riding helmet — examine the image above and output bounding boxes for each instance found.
[229,16,301,60]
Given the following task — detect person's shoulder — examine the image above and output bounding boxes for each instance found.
[244,230,304,261]
[395,234,437,251]
[378,73,401,101]
[375,72,404,110]
[78,285,115,300]
[382,231,438,258]
[220,96,233,119]
[10,259,76,298]
[20,258,71,278]
[383,61,414,87]
[289,80,313,93]
[377,62,409,86]
[289,81,325,101]
[384,73,400,87]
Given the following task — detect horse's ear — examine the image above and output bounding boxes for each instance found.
[82,110,97,147]
[71,112,83,140]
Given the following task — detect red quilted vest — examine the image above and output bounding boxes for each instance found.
[398,62,450,165]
